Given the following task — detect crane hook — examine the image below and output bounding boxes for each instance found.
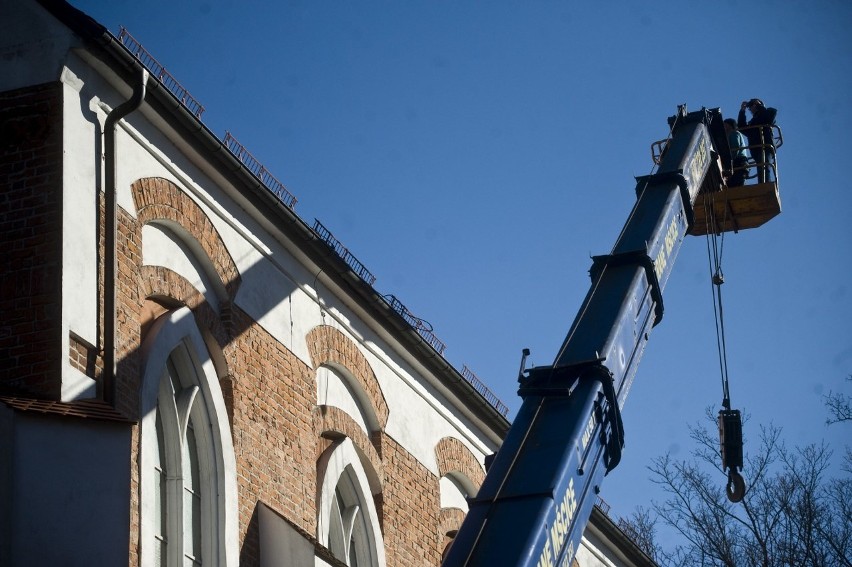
[718,409,746,503]
[726,471,746,502]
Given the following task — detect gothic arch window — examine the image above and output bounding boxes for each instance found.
[140,307,238,567]
[317,437,386,567]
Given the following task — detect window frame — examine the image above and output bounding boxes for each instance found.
[317,437,386,567]
[139,307,238,567]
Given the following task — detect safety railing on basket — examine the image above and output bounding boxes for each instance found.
[651,124,783,186]
[735,124,783,184]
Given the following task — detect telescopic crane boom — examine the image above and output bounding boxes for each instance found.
[442,105,781,567]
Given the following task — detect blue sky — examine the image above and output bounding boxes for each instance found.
[71,0,851,542]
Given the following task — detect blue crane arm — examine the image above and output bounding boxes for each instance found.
[443,107,727,567]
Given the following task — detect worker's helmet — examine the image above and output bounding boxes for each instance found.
[747,98,764,109]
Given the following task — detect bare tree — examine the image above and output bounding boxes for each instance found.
[824,374,852,425]
[617,507,659,563]
[620,409,852,567]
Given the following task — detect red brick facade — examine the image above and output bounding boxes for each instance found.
[0,79,487,565]
[0,82,64,398]
[121,177,484,565]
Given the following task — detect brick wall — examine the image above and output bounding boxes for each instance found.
[128,178,320,566]
[0,82,64,398]
[229,307,318,566]
[376,432,443,566]
[0,68,493,567]
[120,178,482,566]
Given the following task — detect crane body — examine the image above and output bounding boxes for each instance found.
[443,106,780,566]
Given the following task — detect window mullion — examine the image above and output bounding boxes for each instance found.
[341,503,360,561]
[166,466,184,566]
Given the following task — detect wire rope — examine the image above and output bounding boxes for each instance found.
[703,130,746,503]
[703,194,732,410]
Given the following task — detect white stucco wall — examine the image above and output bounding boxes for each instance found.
[316,365,372,434]
[576,535,618,567]
[61,66,98,345]
[142,223,222,312]
[122,136,498,475]
[0,0,80,92]
[3,411,133,565]
[60,61,100,400]
[439,475,469,511]
[41,11,500,480]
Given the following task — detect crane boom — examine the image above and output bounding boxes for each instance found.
[443,106,735,566]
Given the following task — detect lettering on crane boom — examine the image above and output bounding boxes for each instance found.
[653,216,680,282]
[537,478,578,567]
[688,134,709,190]
[580,413,596,453]
[651,132,705,285]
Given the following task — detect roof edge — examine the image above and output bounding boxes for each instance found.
[32,0,511,437]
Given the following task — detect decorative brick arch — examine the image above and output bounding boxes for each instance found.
[138,266,234,425]
[435,437,485,489]
[139,265,230,350]
[306,325,388,430]
[438,507,466,538]
[134,195,237,420]
[435,437,484,546]
[314,405,384,491]
[131,177,241,297]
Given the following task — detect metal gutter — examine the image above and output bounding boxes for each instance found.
[102,67,147,405]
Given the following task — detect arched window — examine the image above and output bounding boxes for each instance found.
[140,307,237,567]
[317,438,386,567]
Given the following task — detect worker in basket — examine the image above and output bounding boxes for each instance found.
[738,98,778,183]
[724,118,751,187]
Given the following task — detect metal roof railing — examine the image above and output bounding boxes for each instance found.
[382,294,447,355]
[117,27,205,118]
[112,25,509,422]
[223,131,298,209]
[462,365,509,417]
[312,220,377,286]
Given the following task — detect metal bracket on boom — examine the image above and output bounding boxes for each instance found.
[635,171,695,231]
[521,362,625,474]
[591,250,665,325]
[589,365,625,473]
[517,348,531,383]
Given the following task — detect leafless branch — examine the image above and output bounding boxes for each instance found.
[640,416,851,566]
[824,380,852,425]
